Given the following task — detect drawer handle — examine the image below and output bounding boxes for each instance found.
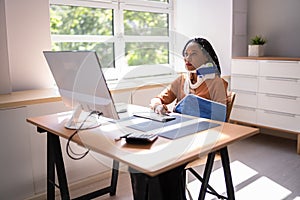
[265,76,298,82]
[234,105,256,111]
[263,110,296,117]
[265,93,297,100]
[233,90,257,95]
[232,74,258,79]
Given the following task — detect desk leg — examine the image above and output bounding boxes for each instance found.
[198,152,215,200]
[47,133,55,200]
[47,133,70,200]
[220,147,235,200]
[110,160,119,195]
[46,131,119,200]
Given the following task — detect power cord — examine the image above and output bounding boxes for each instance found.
[66,110,103,160]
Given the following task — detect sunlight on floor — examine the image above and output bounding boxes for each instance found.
[235,176,291,200]
[187,160,257,199]
[187,160,292,200]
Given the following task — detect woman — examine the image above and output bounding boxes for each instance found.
[151,37,228,114]
[130,38,228,200]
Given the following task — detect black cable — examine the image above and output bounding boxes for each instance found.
[66,110,102,160]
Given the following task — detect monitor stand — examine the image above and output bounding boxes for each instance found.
[65,105,101,130]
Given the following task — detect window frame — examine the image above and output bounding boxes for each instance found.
[49,0,175,81]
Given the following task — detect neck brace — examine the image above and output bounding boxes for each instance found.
[184,62,218,94]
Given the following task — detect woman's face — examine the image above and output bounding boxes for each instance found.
[184,42,208,71]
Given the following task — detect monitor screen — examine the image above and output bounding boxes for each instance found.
[44,51,119,129]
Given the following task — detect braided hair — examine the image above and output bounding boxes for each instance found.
[182,38,221,74]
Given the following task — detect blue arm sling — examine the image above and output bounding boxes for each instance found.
[174,94,227,122]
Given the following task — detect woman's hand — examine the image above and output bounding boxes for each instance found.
[154,104,169,115]
[150,97,169,115]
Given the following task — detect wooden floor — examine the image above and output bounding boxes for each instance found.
[66,133,300,200]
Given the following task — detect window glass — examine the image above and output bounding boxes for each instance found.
[126,42,168,66]
[50,5,114,68]
[50,5,113,35]
[52,42,115,68]
[124,10,169,65]
[49,1,172,75]
[124,10,168,36]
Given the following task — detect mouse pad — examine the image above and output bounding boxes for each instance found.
[158,121,220,140]
[127,115,192,132]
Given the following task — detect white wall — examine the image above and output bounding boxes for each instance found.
[0,0,12,94]
[232,0,248,57]
[4,0,54,92]
[248,0,300,57]
[174,0,233,76]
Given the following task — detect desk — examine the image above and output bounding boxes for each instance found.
[27,106,259,199]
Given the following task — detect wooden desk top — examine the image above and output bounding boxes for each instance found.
[27,106,259,176]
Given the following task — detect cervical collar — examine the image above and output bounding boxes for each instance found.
[184,62,219,94]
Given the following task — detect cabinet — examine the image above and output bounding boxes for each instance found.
[0,107,34,199]
[231,58,300,154]
[131,86,166,107]
[231,59,259,124]
[0,102,113,198]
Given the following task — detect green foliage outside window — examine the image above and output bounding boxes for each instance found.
[126,42,168,66]
[123,10,168,65]
[124,10,168,36]
[52,42,115,68]
[50,5,113,35]
[50,4,169,68]
[50,5,114,68]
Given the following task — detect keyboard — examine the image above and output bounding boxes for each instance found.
[125,133,158,144]
[133,112,176,122]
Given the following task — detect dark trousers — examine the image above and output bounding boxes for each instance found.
[129,164,187,200]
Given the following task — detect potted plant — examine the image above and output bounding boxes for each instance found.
[248,35,267,57]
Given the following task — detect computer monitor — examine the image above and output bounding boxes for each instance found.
[43,51,119,129]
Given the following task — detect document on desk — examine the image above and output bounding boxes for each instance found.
[127,114,220,140]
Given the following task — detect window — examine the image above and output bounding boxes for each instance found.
[50,4,115,68]
[123,10,169,66]
[49,0,174,80]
